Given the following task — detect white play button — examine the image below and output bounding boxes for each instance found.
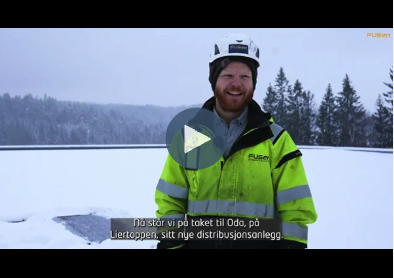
[184,125,211,154]
[166,107,228,170]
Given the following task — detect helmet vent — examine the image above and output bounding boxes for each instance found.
[214,44,220,55]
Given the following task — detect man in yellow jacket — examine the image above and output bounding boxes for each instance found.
[155,33,318,249]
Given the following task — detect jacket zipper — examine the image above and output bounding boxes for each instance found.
[221,127,254,171]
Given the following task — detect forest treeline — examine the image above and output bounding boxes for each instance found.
[261,67,393,148]
[0,94,197,145]
[0,67,392,148]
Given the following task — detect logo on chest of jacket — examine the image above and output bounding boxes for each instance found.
[248,154,269,162]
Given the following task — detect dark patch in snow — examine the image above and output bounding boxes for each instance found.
[53,213,111,244]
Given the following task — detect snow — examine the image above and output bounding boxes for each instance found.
[0,146,392,249]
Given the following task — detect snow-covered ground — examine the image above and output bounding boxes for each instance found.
[0,146,392,249]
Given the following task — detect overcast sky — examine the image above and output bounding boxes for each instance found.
[0,28,392,112]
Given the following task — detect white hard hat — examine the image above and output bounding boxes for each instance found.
[209,33,260,66]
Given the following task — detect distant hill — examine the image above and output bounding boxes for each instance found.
[105,102,203,126]
[0,93,202,145]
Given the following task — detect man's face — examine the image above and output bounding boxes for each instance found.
[214,61,254,113]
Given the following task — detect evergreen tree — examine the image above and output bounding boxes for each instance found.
[383,67,393,109]
[363,112,377,148]
[382,67,393,147]
[286,79,304,143]
[373,94,391,147]
[336,74,366,146]
[316,83,338,146]
[262,83,277,117]
[299,90,317,145]
[272,67,291,127]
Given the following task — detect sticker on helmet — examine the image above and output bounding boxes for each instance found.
[228,44,248,54]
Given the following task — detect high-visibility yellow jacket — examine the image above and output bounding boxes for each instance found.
[155,97,317,248]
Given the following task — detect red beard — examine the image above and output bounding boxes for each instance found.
[214,86,253,113]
